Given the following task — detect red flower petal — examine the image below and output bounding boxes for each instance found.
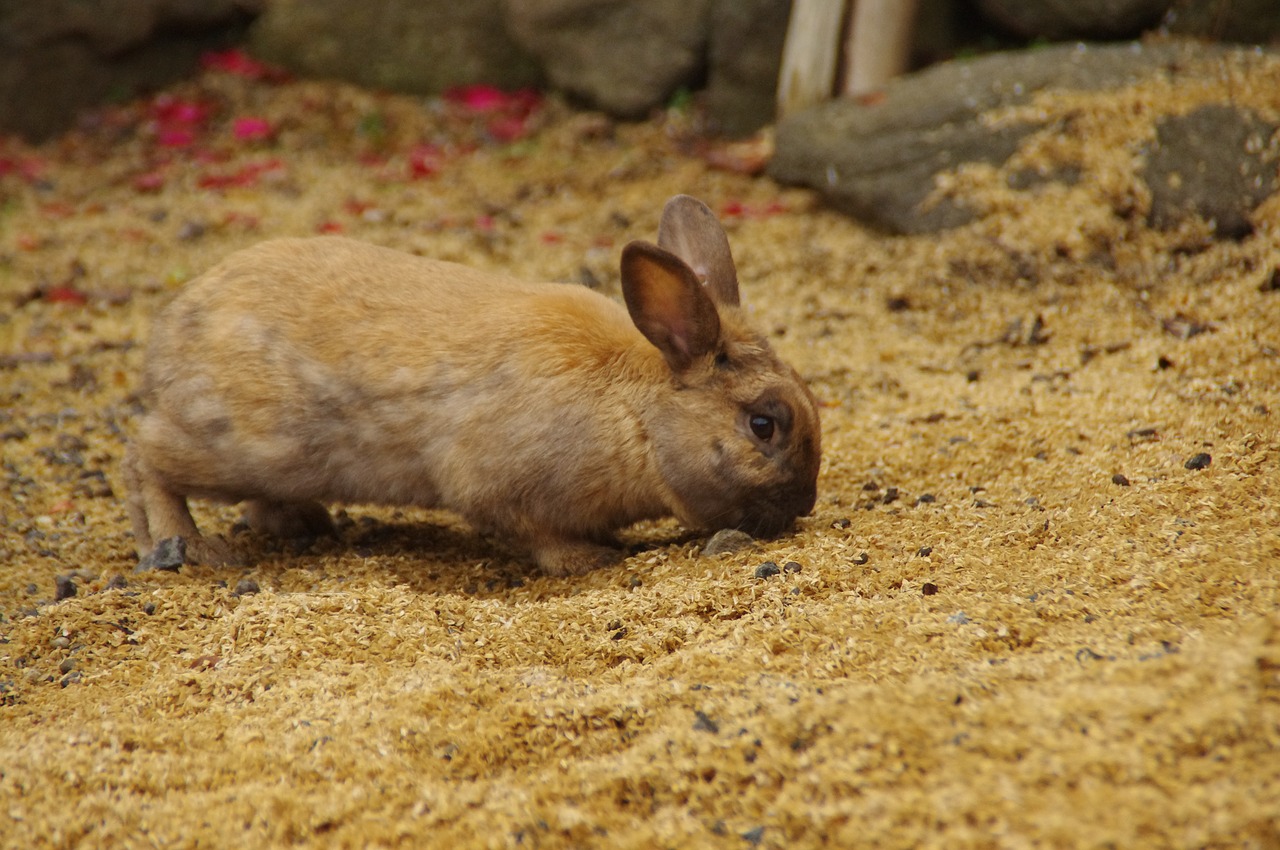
[157,128,196,148]
[487,115,530,143]
[233,117,274,141]
[408,144,444,179]
[133,170,167,192]
[201,49,281,81]
[44,286,88,305]
[445,85,509,112]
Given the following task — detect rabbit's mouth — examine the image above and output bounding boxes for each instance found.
[728,484,817,539]
[733,513,795,538]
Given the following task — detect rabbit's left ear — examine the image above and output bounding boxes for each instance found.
[621,241,721,373]
[657,194,740,308]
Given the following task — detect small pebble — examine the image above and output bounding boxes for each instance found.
[692,711,720,734]
[1111,473,1131,486]
[142,601,157,615]
[702,528,755,556]
[59,672,83,688]
[881,487,900,505]
[915,493,936,505]
[136,536,186,572]
[852,551,870,565]
[917,546,933,557]
[232,579,261,597]
[1184,452,1212,470]
[54,575,77,601]
[106,574,128,590]
[754,561,781,579]
[921,582,939,596]
[59,658,75,674]
[831,518,851,529]
[176,220,206,241]
[742,826,765,846]
[51,635,71,649]
[783,561,802,574]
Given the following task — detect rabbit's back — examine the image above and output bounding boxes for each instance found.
[136,237,658,517]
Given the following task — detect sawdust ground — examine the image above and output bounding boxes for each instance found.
[1,52,1279,849]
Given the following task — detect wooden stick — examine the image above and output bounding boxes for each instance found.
[841,0,919,97]
[776,0,850,119]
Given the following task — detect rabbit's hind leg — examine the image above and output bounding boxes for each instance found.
[243,499,336,543]
[123,444,237,567]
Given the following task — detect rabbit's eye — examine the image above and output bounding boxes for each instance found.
[715,351,731,368]
[749,415,775,442]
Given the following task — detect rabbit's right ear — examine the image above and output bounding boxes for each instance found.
[621,241,721,373]
[657,195,740,308]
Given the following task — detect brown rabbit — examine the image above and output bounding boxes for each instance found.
[123,195,820,576]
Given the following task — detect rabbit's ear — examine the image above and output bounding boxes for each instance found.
[621,241,721,373]
[657,195,740,308]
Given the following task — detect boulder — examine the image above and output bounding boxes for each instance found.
[977,0,1172,40]
[704,0,792,137]
[1143,105,1279,239]
[251,0,541,94]
[768,40,1237,234]
[0,0,261,141]
[1164,0,1280,43]
[505,0,713,117]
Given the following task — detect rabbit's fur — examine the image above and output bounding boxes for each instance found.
[124,196,820,575]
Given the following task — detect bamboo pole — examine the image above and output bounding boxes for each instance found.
[776,0,849,119]
[841,0,920,97]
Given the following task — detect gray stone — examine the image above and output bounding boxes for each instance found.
[136,536,187,572]
[251,0,541,95]
[768,41,1231,234]
[505,0,713,117]
[1158,0,1280,43]
[702,528,756,556]
[0,1,261,141]
[704,0,792,137]
[978,0,1172,39]
[1143,105,1279,239]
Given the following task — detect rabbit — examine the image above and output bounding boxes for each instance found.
[123,195,821,576]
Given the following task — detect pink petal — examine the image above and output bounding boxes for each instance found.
[445,85,509,112]
[233,117,274,141]
[157,128,195,148]
[201,49,277,81]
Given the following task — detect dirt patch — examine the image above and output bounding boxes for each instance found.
[2,53,1278,848]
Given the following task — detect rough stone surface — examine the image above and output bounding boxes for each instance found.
[1144,105,1280,239]
[702,528,756,556]
[769,40,1235,234]
[505,0,713,117]
[978,0,1172,39]
[0,1,261,141]
[704,0,791,137]
[1164,0,1280,43]
[251,0,541,95]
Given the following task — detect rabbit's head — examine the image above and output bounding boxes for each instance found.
[622,196,821,538]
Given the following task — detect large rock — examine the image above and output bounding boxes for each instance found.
[1143,105,1279,240]
[0,0,261,141]
[505,0,713,117]
[768,40,1235,234]
[704,0,792,137]
[978,0,1172,39]
[251,0,541,94]
[1164,0,1280,42]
